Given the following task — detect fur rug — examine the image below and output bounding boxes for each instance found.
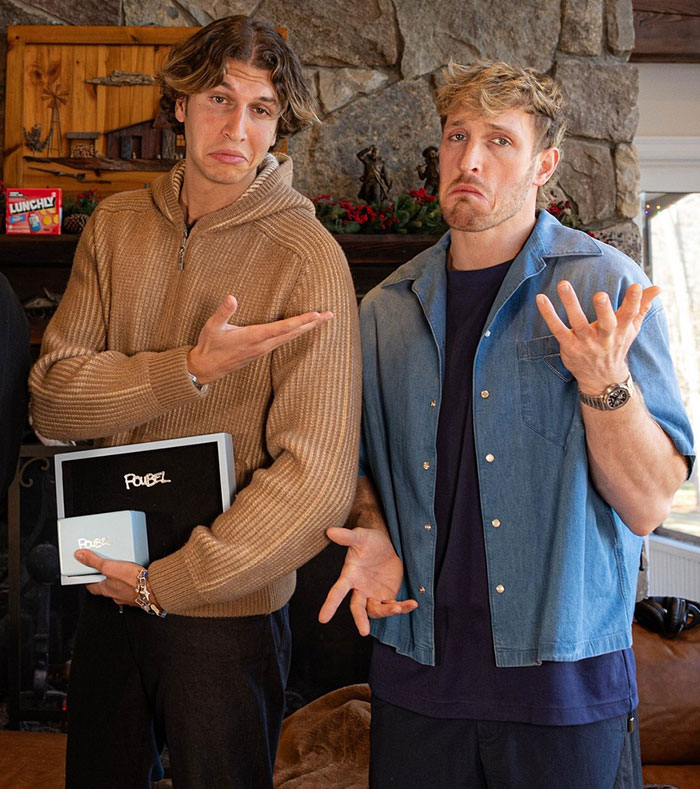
[274,684,371,788]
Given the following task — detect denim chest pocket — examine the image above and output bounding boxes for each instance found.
[517,335,583,449]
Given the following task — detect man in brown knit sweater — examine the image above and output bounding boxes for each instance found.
[29,17,360,788]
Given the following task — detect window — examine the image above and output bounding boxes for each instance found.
[642,191,700,544]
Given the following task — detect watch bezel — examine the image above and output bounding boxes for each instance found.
[603,385,631,410]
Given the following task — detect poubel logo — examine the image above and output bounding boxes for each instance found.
[78,536,112,549]
[124,470,172,491]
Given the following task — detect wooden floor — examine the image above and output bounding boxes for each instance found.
[0,731,66,789]
[0,728,693,788]
[0,731,174,788]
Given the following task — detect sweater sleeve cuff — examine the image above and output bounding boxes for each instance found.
[147,346,204,411]
[147,542,208,613]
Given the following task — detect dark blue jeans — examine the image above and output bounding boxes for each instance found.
[65,594,291,788]
[370,695,643,788]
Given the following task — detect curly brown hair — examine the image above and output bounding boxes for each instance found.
[436,61,567,152]
[157,16,317,141]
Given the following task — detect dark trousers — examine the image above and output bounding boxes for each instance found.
[370,695,643,789]
[65,594,291,789]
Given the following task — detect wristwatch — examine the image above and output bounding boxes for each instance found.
[579,373,634,411]
[187,370,209,394]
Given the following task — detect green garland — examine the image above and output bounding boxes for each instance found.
[312,188,448,235]
[313,189,583,235]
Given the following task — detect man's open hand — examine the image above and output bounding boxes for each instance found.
[536,281,659,393]
[187,295,333,385]
[319,526,418,636]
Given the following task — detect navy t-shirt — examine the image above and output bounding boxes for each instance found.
[370,259,638,724]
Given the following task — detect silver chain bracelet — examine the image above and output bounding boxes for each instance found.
[135,568,167,617]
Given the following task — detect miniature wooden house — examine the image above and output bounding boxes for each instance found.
[106,119,162,160]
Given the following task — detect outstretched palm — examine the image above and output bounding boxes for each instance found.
[536,281,659,393]
[319,526,418,636]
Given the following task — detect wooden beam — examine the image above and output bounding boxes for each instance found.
[631,2,700,62]
[3,34,25,187]
[6,25,196,46]
[632,1,700,16]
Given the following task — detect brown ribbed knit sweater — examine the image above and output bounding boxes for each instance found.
[30,154,361,617]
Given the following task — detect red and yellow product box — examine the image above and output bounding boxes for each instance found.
[5,188,62,234]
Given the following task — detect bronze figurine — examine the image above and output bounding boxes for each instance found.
[357,145,392,204]
[416,145,439,195]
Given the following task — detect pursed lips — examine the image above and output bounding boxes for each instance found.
[209,150,248,164]
[448,182,488,200]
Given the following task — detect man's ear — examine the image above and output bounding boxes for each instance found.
[174,96,187,124]
[534,147,560,187]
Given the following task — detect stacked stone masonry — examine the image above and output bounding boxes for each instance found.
[0,0,641,258]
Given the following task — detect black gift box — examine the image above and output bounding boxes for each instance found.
[55,433,235,569]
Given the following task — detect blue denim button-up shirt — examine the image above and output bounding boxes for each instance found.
[360,210,694,667]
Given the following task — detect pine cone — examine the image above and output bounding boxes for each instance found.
[62,213,89,234]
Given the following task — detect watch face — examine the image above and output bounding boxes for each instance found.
[606,387,630,409]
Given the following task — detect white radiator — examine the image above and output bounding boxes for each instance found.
[648,534,700,600]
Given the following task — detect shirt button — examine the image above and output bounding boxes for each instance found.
[430,400,437,407]
[423,461,431,470]
[496,584,505,594]
[485,453,495,463]
[418,586,426,595]
[424,523,432,531]
[491,518,501,528]
[484,330,491,337]
[480,390,490,399]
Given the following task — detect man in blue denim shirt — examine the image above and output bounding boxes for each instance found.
[320,62,694,787]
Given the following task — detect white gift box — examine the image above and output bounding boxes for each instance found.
[57,510,149,585]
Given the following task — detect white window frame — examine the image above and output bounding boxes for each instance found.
[636,136,700,569]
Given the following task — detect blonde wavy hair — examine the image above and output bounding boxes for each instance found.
[157,16,317,142]
[436,61,566,151]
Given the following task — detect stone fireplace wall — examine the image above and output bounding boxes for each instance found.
[0,0,641,257]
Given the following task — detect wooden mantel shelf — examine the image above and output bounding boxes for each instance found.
[0,232,440,345]
[0,234,78,267]
[0,232,438,268]
[337,233,438,266]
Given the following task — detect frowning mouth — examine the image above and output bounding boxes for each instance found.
[209,150,248,164]
[448,183,487,200]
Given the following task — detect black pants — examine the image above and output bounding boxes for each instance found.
[370,695,643,789]
[65,594,291,789]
